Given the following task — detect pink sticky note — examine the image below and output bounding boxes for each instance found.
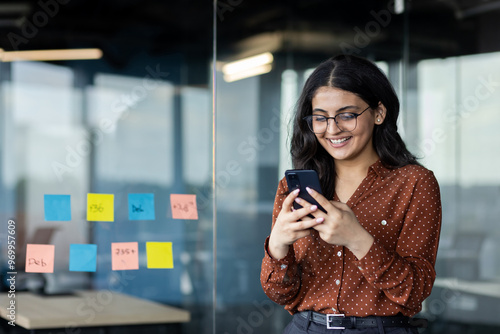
[111,242,139,270]
[25,244,55,273]
[170,194,198,220]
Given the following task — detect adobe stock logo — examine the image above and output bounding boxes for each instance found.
[8,0,72,50]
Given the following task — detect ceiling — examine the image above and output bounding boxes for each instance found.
[0,0,212,66]
[0,0,499,68]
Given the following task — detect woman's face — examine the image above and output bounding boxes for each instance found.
[310,86,385,165]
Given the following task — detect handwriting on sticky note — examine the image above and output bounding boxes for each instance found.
[114,248,136,255]
[146,242,173,269]
[170,194,198,220]
[88,203,104,213]
[87,193,114,222]
[132,205,143,213]
[28,258,48,267]
[111,242,139,270]
[25,244,55,273]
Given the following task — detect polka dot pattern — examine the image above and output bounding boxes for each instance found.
[260,160,442,317]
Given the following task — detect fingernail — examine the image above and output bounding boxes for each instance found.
[295,198,301,204]
[306,187,313,194]
[316,217,324,223]
[310,205,317,211]
[293,188,300,194]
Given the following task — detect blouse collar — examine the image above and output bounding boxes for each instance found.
[368,159,392,178]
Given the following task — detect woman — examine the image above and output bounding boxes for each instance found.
[260,54,442,334]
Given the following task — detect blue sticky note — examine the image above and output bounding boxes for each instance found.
[128,193,155,220]
[69,244,97,272]
[44,195,71,221]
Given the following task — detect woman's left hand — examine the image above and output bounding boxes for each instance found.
[297,187,374,259]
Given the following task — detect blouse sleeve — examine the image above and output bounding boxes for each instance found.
[353,169,442,312]
[260,178,302,305]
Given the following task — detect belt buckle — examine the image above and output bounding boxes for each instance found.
[326,314,345,330]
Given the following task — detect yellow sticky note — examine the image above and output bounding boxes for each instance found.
[87,193,114,222]
[146,242,173,269]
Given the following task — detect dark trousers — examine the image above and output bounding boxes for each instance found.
[283,313,420,334]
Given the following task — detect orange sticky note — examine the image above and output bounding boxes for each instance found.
[146,242,173,269]
[111,242,139,271]
[170,194,198,220]
[25,244,55,273]
[87,193,114,222]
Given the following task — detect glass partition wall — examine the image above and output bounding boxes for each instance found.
[0,2,215,334]
[1,1,500,334]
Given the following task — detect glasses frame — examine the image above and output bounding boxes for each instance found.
[303,106,371,133]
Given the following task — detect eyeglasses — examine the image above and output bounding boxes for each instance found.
[303,106,370,133]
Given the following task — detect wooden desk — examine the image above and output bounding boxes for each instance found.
[0,290,190,330]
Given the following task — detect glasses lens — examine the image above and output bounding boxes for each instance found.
[336,113,357,132]
[308,115,326,133]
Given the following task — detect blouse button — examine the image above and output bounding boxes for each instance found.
[335,279,341,285]
[337,251,342,257]
[381,220,387,226]
[280,264,287,270]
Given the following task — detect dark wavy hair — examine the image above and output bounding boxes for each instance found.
[291,54,420,199]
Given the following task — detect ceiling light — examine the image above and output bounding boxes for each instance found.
[222,52,273,82]
[0,48,103,62]
[223,64,272,83]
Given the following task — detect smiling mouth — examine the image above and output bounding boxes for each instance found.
[328,137,351,144]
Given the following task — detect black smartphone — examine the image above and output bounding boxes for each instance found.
[285,169,326,215]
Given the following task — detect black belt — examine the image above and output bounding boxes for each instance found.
[298,311,427,329]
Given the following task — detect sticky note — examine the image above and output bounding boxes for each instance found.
[69,244,97,272]
[25,244,55,273]
[128,193,155,220]
[87,193,114,222]
[111,242,139,270]
[146,242,174,269]
[44,194,71,221]
[170,194,198,220]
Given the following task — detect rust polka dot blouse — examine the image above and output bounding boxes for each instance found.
[260,160,442,317]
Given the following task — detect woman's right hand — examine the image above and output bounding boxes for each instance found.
[268,188,324,259]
